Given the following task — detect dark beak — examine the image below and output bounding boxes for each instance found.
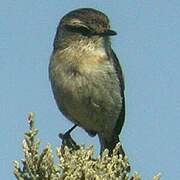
[103,29,117,36]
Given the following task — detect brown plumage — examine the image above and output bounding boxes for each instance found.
[49,8,125,155]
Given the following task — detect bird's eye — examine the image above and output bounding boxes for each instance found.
[64,25,91,36]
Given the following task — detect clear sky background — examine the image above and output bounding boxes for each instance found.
[0,1,180,179]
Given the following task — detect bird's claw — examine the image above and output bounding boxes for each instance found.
[59,125,80,151]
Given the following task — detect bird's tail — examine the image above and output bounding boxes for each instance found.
[99,134,125,156]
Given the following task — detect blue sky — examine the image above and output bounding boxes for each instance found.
[1,1,180,179]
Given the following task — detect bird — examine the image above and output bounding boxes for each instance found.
[49,8,125,155]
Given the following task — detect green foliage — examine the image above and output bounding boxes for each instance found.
[13,113,60,180]
[13,113,161,180]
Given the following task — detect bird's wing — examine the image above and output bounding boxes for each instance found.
[110,49,125,136]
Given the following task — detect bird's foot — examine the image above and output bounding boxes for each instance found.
[59,125,80,151]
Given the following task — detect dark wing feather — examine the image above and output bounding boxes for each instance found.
[110,49,125,136]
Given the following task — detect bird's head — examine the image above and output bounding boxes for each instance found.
[53,8,117,50]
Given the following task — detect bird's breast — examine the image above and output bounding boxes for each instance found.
[49,49,122,133]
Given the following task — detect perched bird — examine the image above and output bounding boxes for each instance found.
[49,8,125,155]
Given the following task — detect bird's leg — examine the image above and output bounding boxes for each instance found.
[61,124,77,137]
[59,125,80,151]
